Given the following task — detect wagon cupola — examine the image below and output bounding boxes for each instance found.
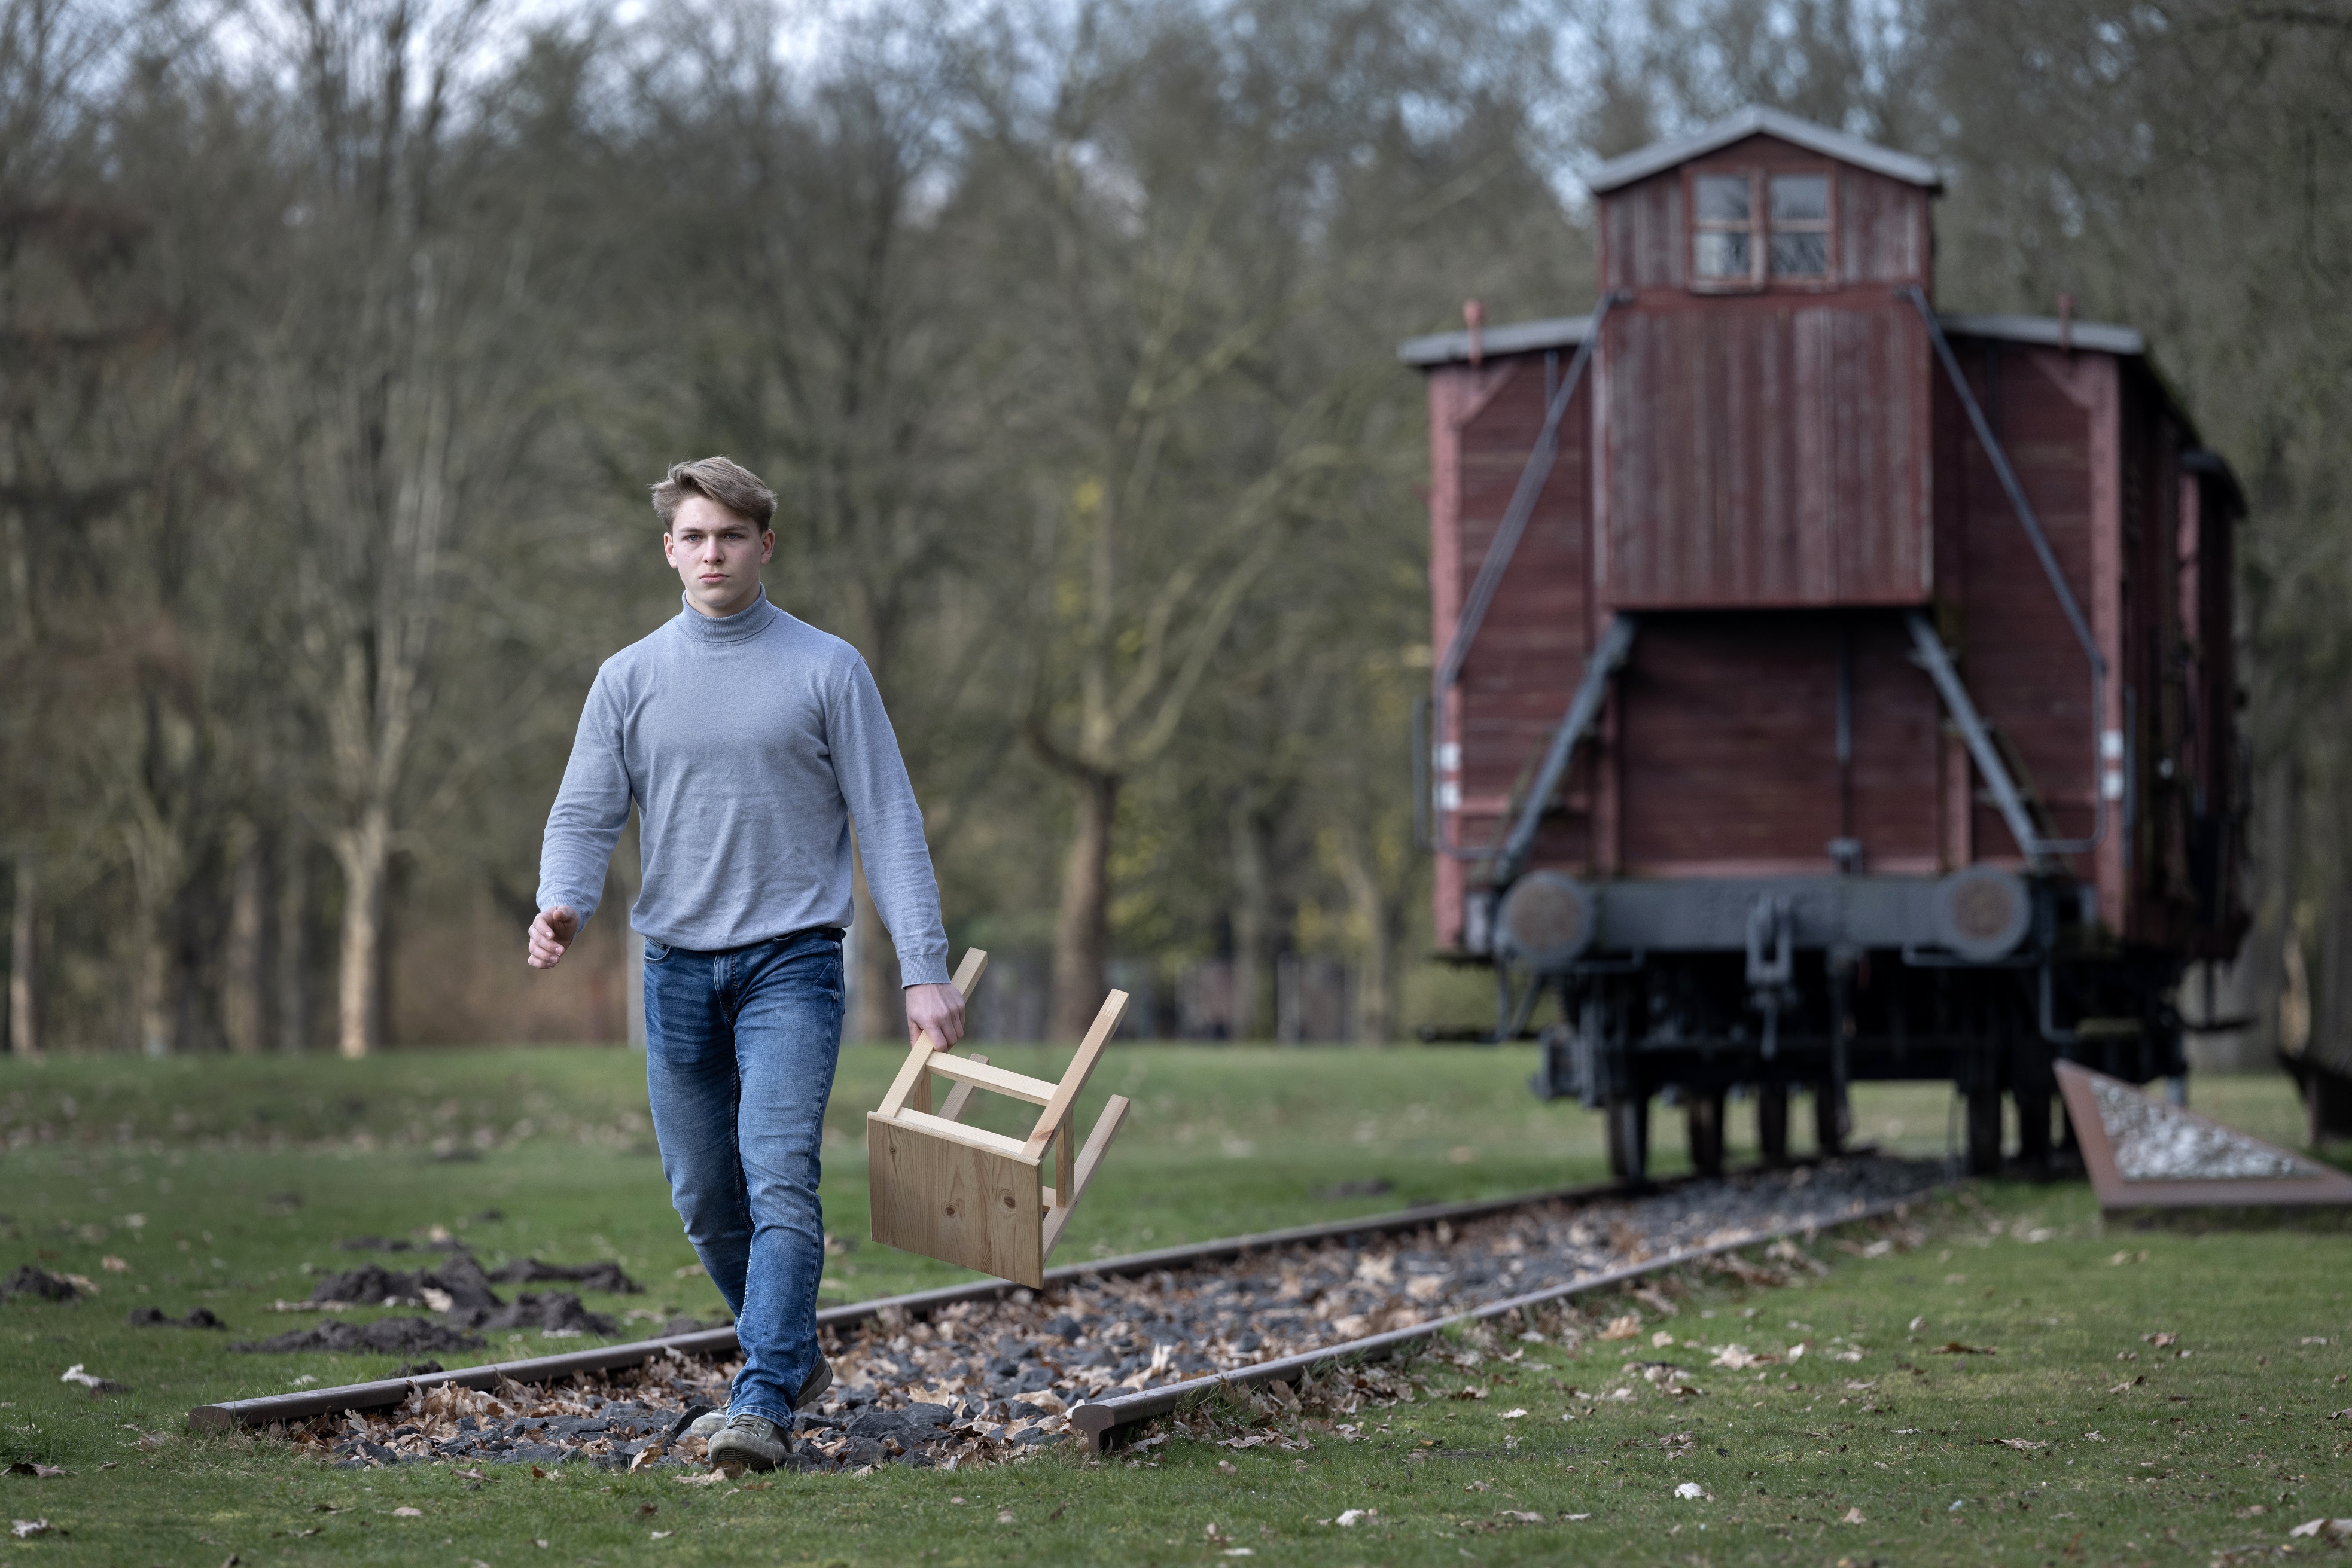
[1402,108,2249,1183]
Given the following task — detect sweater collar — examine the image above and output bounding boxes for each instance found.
[674,585,778,645]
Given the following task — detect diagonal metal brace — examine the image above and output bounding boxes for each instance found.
[1905,611,2049,868]
[1492,614,1638,887]
[1900,285,2107,857]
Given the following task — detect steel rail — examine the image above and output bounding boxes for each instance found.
[1066,1188,1929,1453]
[187,1171,1729,1432]
[187,1151,1887,1434]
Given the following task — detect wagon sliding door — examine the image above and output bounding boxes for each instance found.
[1600,303,1932,609]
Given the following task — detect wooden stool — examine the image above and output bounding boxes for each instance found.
[866,949,1132,1288]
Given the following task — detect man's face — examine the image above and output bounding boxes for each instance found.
[664,495,774,619]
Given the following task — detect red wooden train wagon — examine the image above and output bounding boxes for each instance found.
[1404,109,2247,1180]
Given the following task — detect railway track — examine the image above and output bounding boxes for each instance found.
[191,1153,1941,1471]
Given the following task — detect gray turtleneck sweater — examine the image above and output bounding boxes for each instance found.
[535,589,950,986]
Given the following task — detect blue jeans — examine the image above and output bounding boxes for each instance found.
[641,928,844,1427]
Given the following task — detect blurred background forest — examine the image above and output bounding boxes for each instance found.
[1,0,2345,1059]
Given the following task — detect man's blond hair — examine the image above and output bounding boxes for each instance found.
[651,456,776,531]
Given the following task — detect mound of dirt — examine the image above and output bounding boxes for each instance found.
[126,1306,226,1329]
[231,1317,488,1356]
[450,1292,616,1336]
[307,1263,421,1307]
[492,1259,642,1294]
[307,1252,503,1312]
[1,1266,83,1302]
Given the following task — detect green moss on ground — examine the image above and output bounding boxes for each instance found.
[2,1048,2344,1564]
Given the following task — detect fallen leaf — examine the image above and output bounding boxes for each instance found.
[997,1509,1014,1524]
[391,1506,422,1517]
[2143,1332,2177,1349]
[1564,1512,1592,1521]
[1450,1386,1488,1401]
[1675,1482,1709,1500]
[1464,1481,1491,1493]
[1598,1315,1641,1341]
[2109,1376,2146,1393]
[1990,1439,2045,1451]
[1840,1508,1867,1524]
[10,1520,54,1540]
[1908,1316,1926,1331]
[1501,1509,1544,1523]
[1335,1508,1375,1526]
[2238,1506,2270,1518]
[674,1471,727,1487]
[1651,1331,1676,1349]
[1498,1408,1528,1420]
[4,1463,64,1479]
[1932,1341,1995,1356]
[649,1529,672,1539]
[454,1468,489,1482]
[100,1256,129,1273]
[1787,1343,1807,1360]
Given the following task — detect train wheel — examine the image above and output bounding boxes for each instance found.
[1966,1084,2004,1176]
[1685,1091,1726,1177]
[1606,1094,1650,1184]
[1757,1084,1790,1166]
[1812,1081,1849,1156]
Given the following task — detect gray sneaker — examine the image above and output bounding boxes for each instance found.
[685,1407,728,1439]
[706,1413,790,1473]
[795,1355,834,1410]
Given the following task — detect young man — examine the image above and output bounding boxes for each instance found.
[526,456,965,1472]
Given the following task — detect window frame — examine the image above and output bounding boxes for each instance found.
[1683,161,1841,294]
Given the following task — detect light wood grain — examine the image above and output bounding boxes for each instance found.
[888,1107,1031,1160]
[1041,1093,1132,1260]
[925,1053,1057,1106]
[1022,989,1129,1160]
[866,1115,1044,1288]
[937,1053,987,1122]
[875,948,989,1118]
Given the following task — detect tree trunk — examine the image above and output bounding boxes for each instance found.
[8,859,37,1058]
[134,889,177,1059]
[334,807,391,1059]
[1049,768,1119,1041]
[851,857,903,1045]
[223,832,275,1055]
[277,837,313,1053]
[1334,829,1393,1044]
[1229,798,1273,1041]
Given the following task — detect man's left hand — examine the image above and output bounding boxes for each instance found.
[906,983,967,1050]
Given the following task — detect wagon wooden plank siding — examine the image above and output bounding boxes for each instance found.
[1402,107,2247,1182]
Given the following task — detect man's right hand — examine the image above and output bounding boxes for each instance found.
[527,906,581,969]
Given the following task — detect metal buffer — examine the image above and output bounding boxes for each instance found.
[866,950,1133,1289]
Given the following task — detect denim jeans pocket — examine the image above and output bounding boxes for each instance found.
[643,938,672,965]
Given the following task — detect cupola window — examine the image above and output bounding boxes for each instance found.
[1689,167,1835,288]
[1768,174,1830,277]
[1692,174,1753,281]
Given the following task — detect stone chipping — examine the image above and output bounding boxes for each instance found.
[293,1155,1936,1475]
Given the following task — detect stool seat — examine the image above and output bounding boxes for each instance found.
[865,950,1132,1288]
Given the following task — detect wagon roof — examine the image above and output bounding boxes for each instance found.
[1587,106,1943,195]
[1396,308,2143,368]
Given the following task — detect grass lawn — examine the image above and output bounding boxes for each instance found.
[2,1046,2346,1564]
